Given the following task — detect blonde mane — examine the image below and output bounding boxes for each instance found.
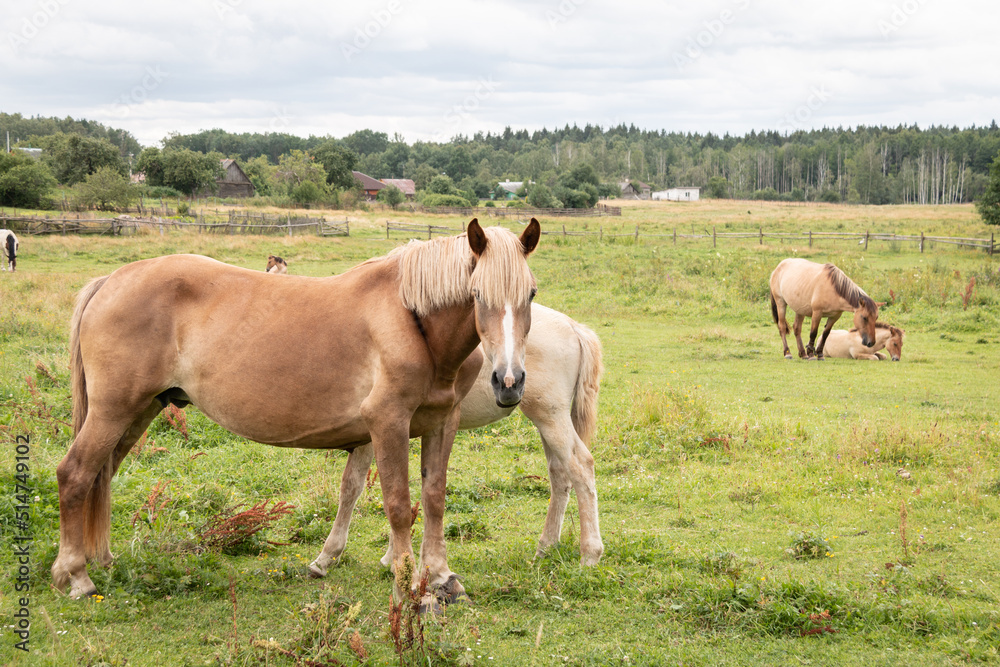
[392,226,534,317]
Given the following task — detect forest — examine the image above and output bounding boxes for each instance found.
[3,111,999,206]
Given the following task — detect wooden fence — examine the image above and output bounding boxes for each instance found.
[374,203,621,218]
[0,216,140,236]
[385,220,998,255]
[0,213,349,237]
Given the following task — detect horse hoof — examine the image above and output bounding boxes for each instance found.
[307,562,327,578]
[418,594,443,616]
[433,574,471,606]
[784,354,793,360]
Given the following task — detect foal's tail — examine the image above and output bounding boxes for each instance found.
[769,292,779,325]
[70,275,112,560]
[570,321,604,445]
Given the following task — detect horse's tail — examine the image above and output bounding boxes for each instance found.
[570,320,604,445]
[70,275,112,560]
[769,291,779,325]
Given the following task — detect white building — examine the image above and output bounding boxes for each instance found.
[652,187,701,202]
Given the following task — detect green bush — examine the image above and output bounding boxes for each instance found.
[422,193,471,207]
[139,185,185,199]
[0,151,57,208]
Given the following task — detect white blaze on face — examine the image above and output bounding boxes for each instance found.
[502,303,515,387]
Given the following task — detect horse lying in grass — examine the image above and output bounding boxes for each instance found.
[309,303,605,579]
[53,219,541,605]
[769,258,880,360]
[266,254,287,274]
[1,229,18,272]
[824,323,904,361]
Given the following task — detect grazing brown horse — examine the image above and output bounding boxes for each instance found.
[309,303,605,579]
[265,254,287,274]
[824,323,904,361]
[53,219,541,604]
[769,258,879,360]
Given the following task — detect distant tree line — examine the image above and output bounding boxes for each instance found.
[161,122,1000,206]
[2,112,1000,219]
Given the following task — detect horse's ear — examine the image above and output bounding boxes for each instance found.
[467,218,487,257]
[520,218,540,256]
[875,301,886,307]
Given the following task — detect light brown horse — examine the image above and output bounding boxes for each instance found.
[824,323,904,361]
[769,258,879,360]
[309,303,605,579]
[53,219,541,604]
[265,254,287,274]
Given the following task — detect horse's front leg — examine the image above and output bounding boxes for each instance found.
[805,311,825,359]
[814,313,841,360]
[309,443,375,578]
[792,314,808,358]
[417,406,467,604]
[362,396,417,605]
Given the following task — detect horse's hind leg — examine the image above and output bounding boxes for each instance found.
[792,314,808,358]
[53,402,159,598]
[772,296,794,359]
[93,401,163,568]
[309,443,375,577]
[535,417,603,566]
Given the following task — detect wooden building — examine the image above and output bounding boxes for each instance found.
[620,179,652,200]
[353,171,385,201]
[380,178,416,199]
[217,159,255,198]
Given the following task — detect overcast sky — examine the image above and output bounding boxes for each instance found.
[2,0,996,147]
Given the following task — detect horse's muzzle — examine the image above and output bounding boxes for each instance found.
[861,334,875,348]
[491,369,525,408]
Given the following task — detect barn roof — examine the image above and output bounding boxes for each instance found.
[352,171,385,191]
[380,178,416,196]
[496,180,523,194]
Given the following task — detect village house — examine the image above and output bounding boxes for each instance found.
[652,187,701,202]
[380,178,416,200]
[620,179,651,200]
[216,159,255,197]
[352,171,385,201]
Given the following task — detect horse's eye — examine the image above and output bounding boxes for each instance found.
[472,289,481,301]
[529,288,537,301]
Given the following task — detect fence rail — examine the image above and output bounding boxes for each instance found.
[2,212,995,255]
[375,204,621,218]
[0,213,350,237]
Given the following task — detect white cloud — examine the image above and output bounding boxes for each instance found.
[1,0,996,146]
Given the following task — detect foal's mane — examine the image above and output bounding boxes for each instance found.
[824,264,876,312]
[385,226,534,317]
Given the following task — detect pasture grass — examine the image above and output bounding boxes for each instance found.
[1,201,999,665]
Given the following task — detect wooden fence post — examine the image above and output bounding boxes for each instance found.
[864,230,869,250]
[808,230,812,247]
[428,225,432,240]
[713,226,716,248]
[673,227,677,245]
[990,232,994,256]
[920,232,924,253]
[562,224,567,238]
[634,225,639,243]
[599,225,603,242]
[759,227,763,245]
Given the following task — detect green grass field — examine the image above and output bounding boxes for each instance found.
[2,200,999,665]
